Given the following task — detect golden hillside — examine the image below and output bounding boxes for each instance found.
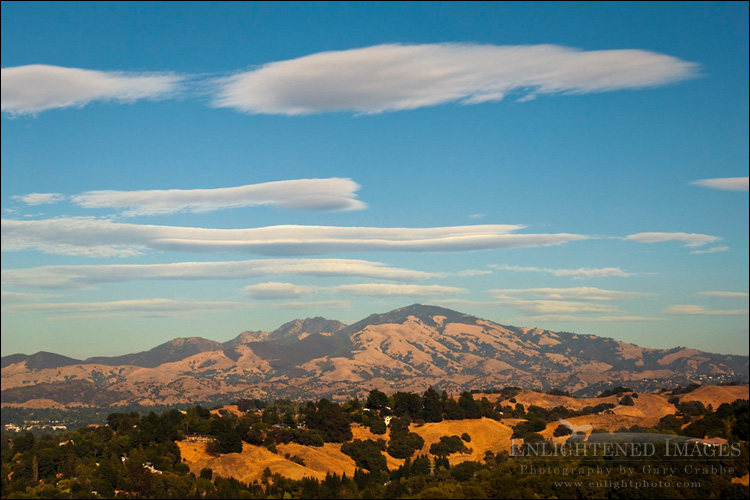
[178,418,518,483]
[177,385,748,484]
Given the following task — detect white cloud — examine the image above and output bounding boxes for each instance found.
[3,298,251,315]
[434,269,493,277]
[243,282,466,300]
[431,298,659,322]
[68,178,366,215]
[0,258,431,289]
[697,291,749,300]
[0,290,53,304]
[440,286,650,315]
[1,217,587,257]
[496,298,619,315]
[243,282,316,300]
[690,246,730,255]
[334,283,465,297]
[664,305,749,316]
[691,177,749,192]
[530,315,663,323]
[489,287,651,301]
[277,300,350,310]
[1,65,182,115]
[490,264,638,278]
[213,43,697,115]
[430,299,502,309]
[624,232,720,248]
[12,193,67,205]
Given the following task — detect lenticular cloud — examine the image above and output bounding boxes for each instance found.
[1,64,182,114]
[214,43,698,115]
[0,217,586,257]
[70,178,367,215]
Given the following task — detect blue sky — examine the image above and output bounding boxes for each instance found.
[1,1,748,358]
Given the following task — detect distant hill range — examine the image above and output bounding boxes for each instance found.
[2,304,747,408]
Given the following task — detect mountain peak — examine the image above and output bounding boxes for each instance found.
[22,351,83,371]
[224,330,269,347]
[339,303,479,335]
[163,336,219,348]
[269,317,348,345]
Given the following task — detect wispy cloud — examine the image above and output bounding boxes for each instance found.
[434,269,493,277]
[243,282,317,300]
[433,298,660,322]
[63,178,366,215]
[438,285,649,317]
[0,290,53,304]
[690,246,730,255]
[690,177,749,192]
[490,264,639,278]
[0,258,432,289]
[1,218,587,257]
[489,287,651,301]
[213,43,697,115]
[697,291,749,300]
[497,299,620,315]
[530,315,663,323]
[3,298,252,316]
[1,65,183,115]
[624,232,720,248]
[242,282,466,300]
[335,283,465,297]
[12,193,67,205]
[664,305,749,316]
[276,300,350,310]
[432,297,619,315]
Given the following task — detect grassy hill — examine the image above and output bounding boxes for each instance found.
[178,418,516,482]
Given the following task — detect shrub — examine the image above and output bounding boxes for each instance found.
[369,416,387,435]
[387,417,424,459]
[429,435,466,457]
[546,389,571,396]
[553,424,573,437]
[619,395,635,406]
[341,439,388,473]
[597,386,632,398]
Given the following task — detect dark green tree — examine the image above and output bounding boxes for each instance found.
[366,389,389,410]
[422,386,444,423]
[458,392,483,419]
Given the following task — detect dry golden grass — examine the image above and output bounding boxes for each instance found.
[491,390,622,411]
[676,385,749,408]
[277,443,358,477]
[178,419,516,482]
[539,414,653,439]
[351,424,387,442]
[611,393,676,423]
[209,405,244,417]
[410,418,515,463]
[0,398,66,410]
[177,386,749,483]
[178,441,324,482]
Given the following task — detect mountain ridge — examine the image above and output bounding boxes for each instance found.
[2,304,747,406]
